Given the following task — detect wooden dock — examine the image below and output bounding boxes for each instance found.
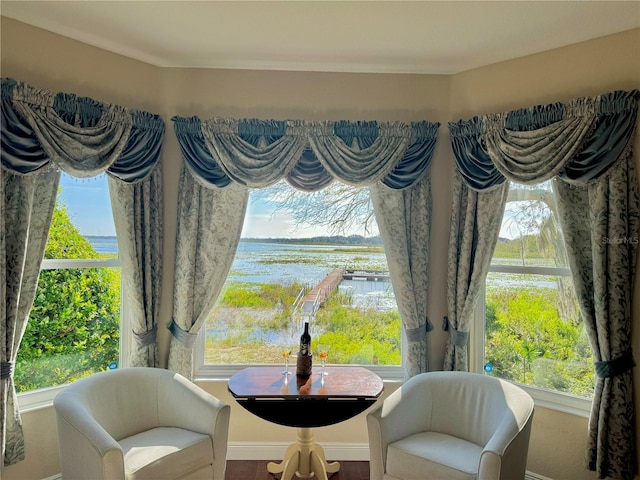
[343,269,390,281]
[296,268,390,321]
[301,268,344,316]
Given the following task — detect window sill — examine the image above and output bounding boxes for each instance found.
[194,364,592,418]
[18,369,590,419]
[194,364,405,383]
[515,383,592,418]
[17,385,66,413]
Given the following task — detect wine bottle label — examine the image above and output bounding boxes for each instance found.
[299,321,311,356]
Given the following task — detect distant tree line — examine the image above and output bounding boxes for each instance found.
[241,235,383,246]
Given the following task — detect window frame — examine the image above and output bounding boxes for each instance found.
[193,318,406,382]
[194,183,406,382]
[473,265,592,418]
[18,256,130,412]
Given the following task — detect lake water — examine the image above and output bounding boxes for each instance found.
[87,236,560,298]
[86,237,396,309]
[229,241,396,310]
[87,236,119,254]
[206,242,397,349]
[90,236,567,352]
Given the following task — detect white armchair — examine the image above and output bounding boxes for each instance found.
[367,371,534,480]
[54,367,230,480]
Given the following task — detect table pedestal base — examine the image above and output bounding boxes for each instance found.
[267,427,340,480]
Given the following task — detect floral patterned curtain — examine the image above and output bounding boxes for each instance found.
[1,78,164,466]
[444,172,508,371]
[448,90,639,480]
[167,166,248,378]
[554,155,639,480]
[371,174,432,377]
[1,166,59,466]
[108,163,164,368]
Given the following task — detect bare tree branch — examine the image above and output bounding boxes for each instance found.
[253,181,376,235]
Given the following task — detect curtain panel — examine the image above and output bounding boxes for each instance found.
[447,89,639,480]
[1,78,165,466]
[371,175,433,377]
[170,116,439,378]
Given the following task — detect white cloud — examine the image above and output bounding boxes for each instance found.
[241,211,330,239]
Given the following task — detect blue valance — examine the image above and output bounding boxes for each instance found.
[448,117,506,191]
[449,90,639,190]
[1,78,164,183]
[172,115,440,191]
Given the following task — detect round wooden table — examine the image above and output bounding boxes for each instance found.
[228,366,383,480]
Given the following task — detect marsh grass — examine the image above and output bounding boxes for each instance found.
[485,286,593,398]
[296,246,385,254]
[204,280,401,365]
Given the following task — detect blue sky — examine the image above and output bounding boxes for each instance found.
[241,193,344,239]
[59,173,529,239]
[59,173,332,238]
[59,173,116,236]
[60,174,518,238]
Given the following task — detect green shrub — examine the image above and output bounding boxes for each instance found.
[485,289,593,397]
[15,201,120,392]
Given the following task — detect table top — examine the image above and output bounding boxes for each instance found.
[228,366,384,400]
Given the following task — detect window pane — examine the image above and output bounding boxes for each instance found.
[204,184,401,367]
[54,173,118,259]
[16,173,120,393]
[484,273,593,398]
[16,266,121,392]
[495,181,568,267]
[485,180,594,399]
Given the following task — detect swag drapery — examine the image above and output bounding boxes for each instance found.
[447,90,639,480]
[1,78,164,466]
[170,116,439,379]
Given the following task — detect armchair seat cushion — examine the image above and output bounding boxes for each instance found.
[120,427,213,480]
[387,432,482,480]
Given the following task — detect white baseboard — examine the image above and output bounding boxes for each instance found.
[525,472,554,480]
[226,441,370,461]
[228,444,554,480]
[43,445,551,480]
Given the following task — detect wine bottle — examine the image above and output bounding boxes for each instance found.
[299,321,311,356]
[296,321,312,376]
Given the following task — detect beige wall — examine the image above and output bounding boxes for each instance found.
[2,17,639,480]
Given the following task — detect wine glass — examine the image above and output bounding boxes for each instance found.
[281,347,292,375]
[318,344,329,377]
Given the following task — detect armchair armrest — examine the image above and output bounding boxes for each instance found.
[367,380,431,480]
[158,372,231,479]
[54,395,125,479]
[479,404,534,480]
